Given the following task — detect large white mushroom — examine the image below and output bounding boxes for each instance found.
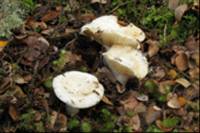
[80,15,145,49]
[103,45,148,86]
[53,71,104,116]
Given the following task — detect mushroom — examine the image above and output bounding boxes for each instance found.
[53,71,104,116]
[103,45,148,86]
[80,15,145,49]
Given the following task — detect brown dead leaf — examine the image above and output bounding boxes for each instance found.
[167,94,181,109]
[191,52,199,66]
[185,36,199,51]
[48,111,58,130]
[174,52,188,71]
[175,78,191,88]
[78,13,96,23]
[21,36,50,67]
[119,115,141,131]
[119,91,139,110]
[168,0,180,10]
[101,95,113,106]
[41,8,61,22]
[145,105,161,124]
[26,18,47,30]
[9,105,19,121]
[13,86,26,98]
[189,67,199,79]
[175,4,188,21]
[55,113,67,132]
[146,39,159,57]
[34,111,42,122]
[151,66,166,80]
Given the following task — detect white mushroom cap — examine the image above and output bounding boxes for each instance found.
[80,15,145,49]
[53,71,104,109]
[103,45,148,85]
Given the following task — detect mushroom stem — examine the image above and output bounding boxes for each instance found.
[65,105,79,116]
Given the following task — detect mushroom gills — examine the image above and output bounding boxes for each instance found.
[80,15,145,49]
[103,45,148,86]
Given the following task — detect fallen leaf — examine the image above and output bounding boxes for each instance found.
[55,113,67,132]
[119,91,139,110]
[136,94,149,102]
[146,39,159,57]
[175,78,191,88]
[178,96,187,107]
[175,4,188,21]
[101,95,113,106]
[167,94,181,109]
[91,0,107,4]
[41,7,61,22]
[189,67,199,79]
[151,66,166,80]
[8,85,26,99]
[168,0,180,10]
[119,115,141,131]
[167,69,177,79]
[175,52,188,71]
[13,74,28,84]
[26,18,47,30]
[185,36,199,51]
[48,111,58,130]
[9,105,19,121]
[191,52,199,66]
[145,105,161,124]
[159,80,175,94]
[79,12,96,21]
[0,40,8,52]
[134,103,146,113]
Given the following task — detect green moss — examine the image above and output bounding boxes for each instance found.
[0,0,35,38]
[146,125,163,132]
[80,121,92,132]
[144,80,158,93]
[68,118,80,130]
[161,117,180,128]
[43,77,53,90]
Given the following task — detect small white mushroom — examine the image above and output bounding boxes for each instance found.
[53,71,104,116]
[80,15,145,49]
[103,45,148,86]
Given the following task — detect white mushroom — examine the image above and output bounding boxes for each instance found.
[80,15,145,49]
[53,71,104,116]
[103,45,148,86]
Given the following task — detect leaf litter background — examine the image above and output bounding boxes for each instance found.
[0,0,199,132]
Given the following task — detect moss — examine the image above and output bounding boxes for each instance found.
[0,0,35,38]
[68,118,80,130]
[80,121,92,132]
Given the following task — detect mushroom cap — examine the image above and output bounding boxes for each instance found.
[80,15,145,49]
[53,71,104,109]
[103,45,148,85]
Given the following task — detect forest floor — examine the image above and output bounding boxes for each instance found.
[0,0,199,132]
